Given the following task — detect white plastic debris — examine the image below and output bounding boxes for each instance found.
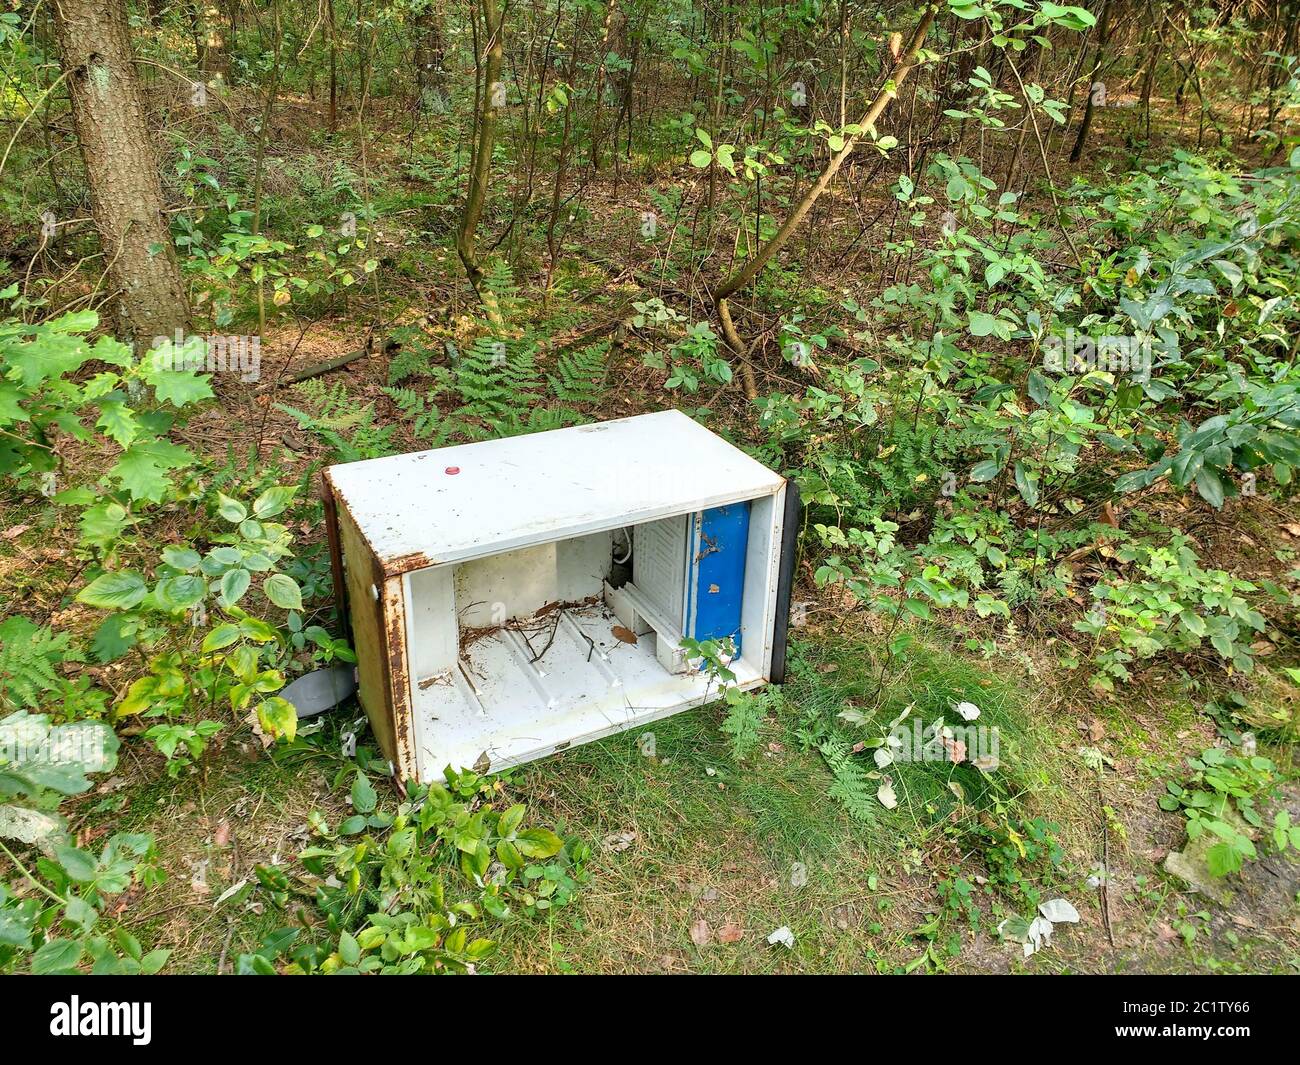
[1025,916,1054,957]
[1039,898,1081,924]
[767,926,796,949]
[999,897,1082,958]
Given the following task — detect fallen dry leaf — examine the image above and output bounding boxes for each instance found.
[689,918,711,946]
[1,525,31,540]
[718,922,744,944]
[601,830,636,852]
[611,625,638,645]
[213,821,231,848]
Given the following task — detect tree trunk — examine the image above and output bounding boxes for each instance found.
[413,1,447,112]
[456,0,506,319]
[327,0,338,130]
[53,0,189,347]
[589,0,619,171]
[1069,0,1112,163]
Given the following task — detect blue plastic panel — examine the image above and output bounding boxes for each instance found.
[685,502,750,652]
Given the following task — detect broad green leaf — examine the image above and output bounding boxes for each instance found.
[76,571,148,610]
[1195,466,1225,509]
[79,502,130,549]
[1013,462,1039,507]
[498,804,526,838]
[253,486,297,519]
[110,439,195,503]
[31,938,83,975]
[53,845,97,882]
[351,773,378,815]
[256,697,297,744]
[91,614,137,663]
[156,574,206,611]
[216,493,247,523]
[162,545,202,571]
[514,827,564,859]
[220,568,251,606]
[338,930,361,965]
[145,368,214,408]
[201,623,242,652]
[263,573,303,611]
[95,401,139,448]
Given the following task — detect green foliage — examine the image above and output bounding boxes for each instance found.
[1071,535,1267,687]
[0,617,70,711]
[547,341,611,406]
[962,811,1064,907]
[760,144,1300,688]
[645,320,731,393]
[0,712,167,974]
[720,685,782,762]
[817,738,880,824]
[0,617,108,724]
[240,768,589,974]
[0,305,210,512]
[1158,745,1284,878]
[385,331,593,445]
[278,380,397,462]
[75,484,345,771]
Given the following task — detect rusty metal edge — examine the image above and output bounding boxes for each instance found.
[378,573,418,783]
[324,468,418,783]
[320,469,349,643]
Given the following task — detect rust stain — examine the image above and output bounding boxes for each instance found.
[380,578,415,781]
[388,550,437,575]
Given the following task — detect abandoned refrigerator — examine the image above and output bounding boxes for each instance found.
[322,409,799,782]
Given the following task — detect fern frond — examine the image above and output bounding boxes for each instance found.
[0,617,71,711]
[819,740,878,823]
[547,340,610,406]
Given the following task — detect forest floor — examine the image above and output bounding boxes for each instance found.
[5,87,1299,975]
[17,327,1294,974]
[71,615,1300,974]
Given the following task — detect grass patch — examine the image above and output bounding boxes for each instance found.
[485,624,1084,973]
